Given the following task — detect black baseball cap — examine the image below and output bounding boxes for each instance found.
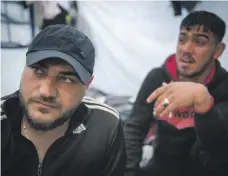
[26,24,95,84]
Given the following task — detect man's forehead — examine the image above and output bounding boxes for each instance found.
[180,25,212,36]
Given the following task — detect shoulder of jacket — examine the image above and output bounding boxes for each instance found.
[1,93,15,121]
[141,67,166,89]
[1,98,7,121]
[145,67,166,80]
[82,96,119,119]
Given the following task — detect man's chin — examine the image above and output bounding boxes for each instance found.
[25,112,69,132]
[29,110,59,121]
[177,68,197,78]
[23,105,77,132]
[179,72,194,77]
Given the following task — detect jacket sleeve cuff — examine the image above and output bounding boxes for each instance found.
[194,105,227,148]
[124,171,136,176]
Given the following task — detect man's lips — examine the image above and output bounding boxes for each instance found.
[180,56,195,64]
[32,100,58,108]
[180,59,194,64]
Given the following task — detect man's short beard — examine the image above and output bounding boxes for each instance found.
[177,56,214,78]
[19,91,78,132]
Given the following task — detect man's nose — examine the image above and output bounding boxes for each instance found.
[182,41,194,53]
[39,78,57,98]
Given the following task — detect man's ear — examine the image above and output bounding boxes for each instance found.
[214,43,226,59]
[85,75,94,90]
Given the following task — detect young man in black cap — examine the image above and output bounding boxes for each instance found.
[1,25,125,176]
[124,11,228,176]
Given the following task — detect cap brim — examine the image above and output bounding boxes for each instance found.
[26,50,91,84]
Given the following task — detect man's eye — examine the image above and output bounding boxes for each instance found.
[32,67,44,75]
[59,75,73,83]
[195,40,206,46]
[178,37,187,44]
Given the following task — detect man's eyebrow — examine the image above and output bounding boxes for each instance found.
[193,34,209,40]
[59,71,80,78]
[32,62,48,69]
[179,32,187,36]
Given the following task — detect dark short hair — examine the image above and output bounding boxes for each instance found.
[180,11,226,42]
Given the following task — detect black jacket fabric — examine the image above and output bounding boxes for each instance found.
[124,54,228,176]
[1,91,126,176]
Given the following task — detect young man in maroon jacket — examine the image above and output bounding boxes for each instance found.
[124,11,228,176]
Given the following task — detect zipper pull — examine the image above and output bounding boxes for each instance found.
[37,163,42,176]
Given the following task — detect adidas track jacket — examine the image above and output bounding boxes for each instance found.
[1,91,126,176]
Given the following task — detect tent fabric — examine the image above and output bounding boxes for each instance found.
[76,1,228,96]
[1,1,228,97]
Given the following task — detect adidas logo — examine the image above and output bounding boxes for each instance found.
[73,123,86,134]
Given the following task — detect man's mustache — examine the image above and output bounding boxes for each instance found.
[28,96,61,108]
[181,54,196,63]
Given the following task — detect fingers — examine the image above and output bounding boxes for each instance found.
[153,102,165,116]
[159,102,177,117]
[147,87,165,103]
[154,89,173,109]
[149,82,176,117]
[151,81,186,118]
[154,95,173,116]
[154,101,176,118]
[147,82,169,103]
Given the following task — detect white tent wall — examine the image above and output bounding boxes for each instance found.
[76,1,228,96]
[77,1,182,96]
[1,1,228,97]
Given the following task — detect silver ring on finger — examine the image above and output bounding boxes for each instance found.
[162,98,169,108]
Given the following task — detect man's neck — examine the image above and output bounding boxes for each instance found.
[21,118,69,162]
